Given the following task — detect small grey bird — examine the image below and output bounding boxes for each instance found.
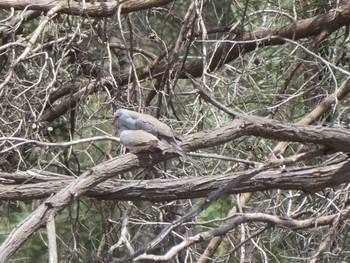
[116,124,164,153]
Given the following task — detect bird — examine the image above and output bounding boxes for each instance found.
[113,109,204,171]
[113,109,180,147]
[115,124,166,153]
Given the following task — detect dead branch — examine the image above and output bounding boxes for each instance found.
[0,153,150,262]
[0,135,120,154]
[181,115,350,152]
[46,212,58,263]
[0,0,175,17]
[2,152,347,201]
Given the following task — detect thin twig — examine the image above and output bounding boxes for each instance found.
[0,136,120,153]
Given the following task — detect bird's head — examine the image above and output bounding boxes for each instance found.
[113,109,125,125]
[114,109,122,120]
[113,109,138,129]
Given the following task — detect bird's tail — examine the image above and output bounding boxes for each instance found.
[168,141,204,172]
[177,149,205,172]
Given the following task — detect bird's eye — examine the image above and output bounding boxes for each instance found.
[115,114,120,119]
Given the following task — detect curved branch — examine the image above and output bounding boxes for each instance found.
[181,115,350,152]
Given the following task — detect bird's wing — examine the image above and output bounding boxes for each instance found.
[120,130,159,147]
[135,118,175,138]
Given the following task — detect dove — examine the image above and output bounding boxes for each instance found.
[116,124,165,153]
[113,109,180,147]
[113,109,204,171]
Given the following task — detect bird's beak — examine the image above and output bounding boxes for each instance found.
[112,117,118,125]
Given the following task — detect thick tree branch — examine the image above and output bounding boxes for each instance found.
[0,0,174,17]
[1,119,350,202]
[1,151,349,201]
[181,115,350,152]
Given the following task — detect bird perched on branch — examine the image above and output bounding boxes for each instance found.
[113,109,204,171]
[115,123,166,153]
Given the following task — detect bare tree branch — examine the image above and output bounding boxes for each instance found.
[0,135,119,154]
[0,0,175,17]
[46,212,58,263]
[2,150,347,201]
